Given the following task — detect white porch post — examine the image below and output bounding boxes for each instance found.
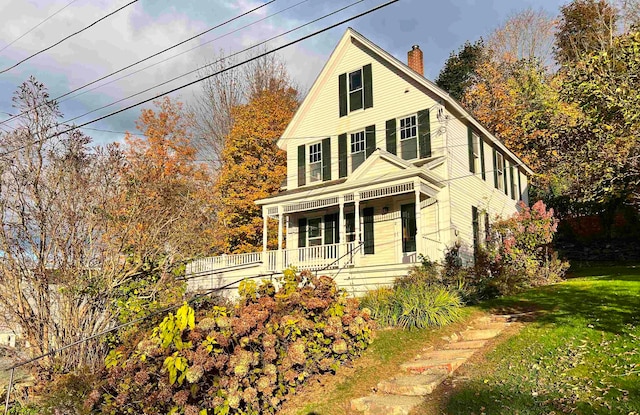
[277,206,284,270]
[262,207,268,254]
[354,193,361,259]
[338,196,345,265]
[414,181,422,259]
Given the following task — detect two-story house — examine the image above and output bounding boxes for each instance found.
[187,28,533,295]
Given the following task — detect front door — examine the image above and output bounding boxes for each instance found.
[401,203,416,253]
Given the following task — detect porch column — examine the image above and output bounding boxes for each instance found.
[338,196,345,265]
[414,181,422,258]
[277,206,284,270]
[354,193,361,257]
[262,207,268,254]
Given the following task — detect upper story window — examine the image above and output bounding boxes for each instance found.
[495,151,505,191]
[350,130,366,171]
[510,165,518,200]
[385,109,431,160]
[349,69,363,112]
[399,115,418,160]
[339,64,373,117]
[468,127,486,180]
[309,142,322,183]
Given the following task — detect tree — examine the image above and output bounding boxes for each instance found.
[191,51,296,172]
[553,30,640,207]
[215,85,298,254]
[487,7,556,69]
[0,78,123,370]
[554,0,618,65]
[435,39,485,101]
[109,97,216,322]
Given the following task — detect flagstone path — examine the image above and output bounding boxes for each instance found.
[350,314,519,415]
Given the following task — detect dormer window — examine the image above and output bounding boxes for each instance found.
[309,142,322,183]
[339,64,373,117]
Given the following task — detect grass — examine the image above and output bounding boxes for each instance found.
[438,264,640,415]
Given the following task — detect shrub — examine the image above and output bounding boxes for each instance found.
[90,268,373,415]
[486,201,569,295]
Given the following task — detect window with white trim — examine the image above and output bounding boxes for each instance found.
[350,130,365,172]
[307,217,322,246]
[348,69,363,112]
[496,152,504,191]
[511,166,519,200]
[399,115,417,160]
[309,142,322,183]
[472,133,481,174]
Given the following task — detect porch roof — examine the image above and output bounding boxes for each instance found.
[257,150,445,216]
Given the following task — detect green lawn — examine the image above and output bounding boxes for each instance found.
[441,264,640,415]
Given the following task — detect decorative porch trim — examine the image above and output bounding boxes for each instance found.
[360,182,414,201]
[283,196,340,213]
[267,206,279,217]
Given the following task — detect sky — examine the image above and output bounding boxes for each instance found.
[0,0,567,146]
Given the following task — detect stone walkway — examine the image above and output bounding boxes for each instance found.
[350,314,517,415]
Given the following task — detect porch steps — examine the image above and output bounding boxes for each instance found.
[350,315,514,415]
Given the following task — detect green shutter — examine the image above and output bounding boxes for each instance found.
[418,109,431,158]
[385,118,397,155]
[338,73,347,117]
[365,124,376,157]
[363,207,374,254]
[509,165,515,199]
[298,218,307,248]
[468,126,475,173]
[297,145,306,187]
[322,137,331,181]
[503,156,508,195]
[363,63,373,109]
[492,148,498,189]
[338,133,347,178]
[480,136,486,180]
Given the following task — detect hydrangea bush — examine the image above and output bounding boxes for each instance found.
[89,269,373,414]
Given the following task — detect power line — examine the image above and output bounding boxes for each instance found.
[61,0,368,126]
[0,0,140,75]
[0,0,399,158]
[0,0,279,128]
[0,0,80,53]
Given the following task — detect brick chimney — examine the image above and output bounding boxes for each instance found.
[407,45,423,76]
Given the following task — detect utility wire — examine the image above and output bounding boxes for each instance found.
[0,0,140,74]
[61,0,368,126]
[0,0,400,158]
[0,0,279,127]
[0,0,80,53]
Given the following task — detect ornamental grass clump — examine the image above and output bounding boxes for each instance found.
[360,272,462,330]
[89,269,373,415]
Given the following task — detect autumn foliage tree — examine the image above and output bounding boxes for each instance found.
[215,86,298,253]
[109,97,216,322]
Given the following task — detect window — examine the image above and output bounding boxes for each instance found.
[350,131,365,172]
[348,69,363,112]
[339,64,372,117]
[307,217,322,246]
[399,115,417,160]
[309,143,322,183]
[495,152,504,191]
[345,212,356,242]
[510,166,518,200]
[472,133,481,173]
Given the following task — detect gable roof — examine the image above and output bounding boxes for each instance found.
[279,27,534,176]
